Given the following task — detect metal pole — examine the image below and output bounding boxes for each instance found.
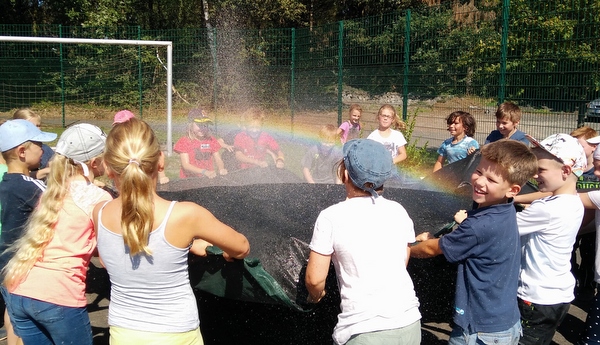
[166,44,173,156]
[499,0,510,104]
[337,21,344,126]
[402,10,411,121]
[59,25,65,127]
[290,28,296,135]
[138,26,143,118]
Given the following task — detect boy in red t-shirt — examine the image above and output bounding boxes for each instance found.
[174,111,227,179]
[234,108,285,170]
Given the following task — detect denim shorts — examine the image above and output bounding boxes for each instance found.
[0,286,92,345]
[448,320,521,345]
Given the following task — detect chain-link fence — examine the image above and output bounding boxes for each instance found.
[1,0,599,147]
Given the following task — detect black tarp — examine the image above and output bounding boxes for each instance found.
[86,163,487,344]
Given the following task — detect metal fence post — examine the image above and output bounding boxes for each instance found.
[138,25,143,118]
[212,27,218,112]
[290,28,296,135]
[402,10,411,121]
[59,25,65,127]
[337,21,344,126]
[499,0,509,105]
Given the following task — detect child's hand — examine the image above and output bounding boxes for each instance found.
[276,160,285,169]
[158,175,170,184]
[454,210,468,224]
[219,168,228,176]
[190,239,212,257]
[258,160,269,168]
[205,170,217,179]
[223,144,234,152]
[467,146,477,155]
[415,232,433,242]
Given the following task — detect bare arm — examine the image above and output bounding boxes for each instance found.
[212,151,228,175]
[217,137,234,152]
[410,238,443,258]
[305,250,331,303]
[432,155,444,172]
[513,191,552,205]
[580,192,600,210]
[303,167,315,183]
[177,202,250,260]
[393,145,407,164]
[179,153,211,177]
[235,150,268,168]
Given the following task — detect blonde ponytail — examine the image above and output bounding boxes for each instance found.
[104,118,160,256]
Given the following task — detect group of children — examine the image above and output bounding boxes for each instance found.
[1,102,599,345]
[0,113,249,345]
[305,131,596,345]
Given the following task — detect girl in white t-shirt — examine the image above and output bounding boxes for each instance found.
[367,104,408,165]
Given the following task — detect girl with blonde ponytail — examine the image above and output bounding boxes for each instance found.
[2,123,111,345]
[93,118,249,345]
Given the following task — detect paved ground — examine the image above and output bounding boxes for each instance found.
[0,284,591,345]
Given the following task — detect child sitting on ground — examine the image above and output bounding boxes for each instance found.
[174,110,227,179]
[411,140,538,345]
[234,108,285,169]
[485,101,529,145]
[433,111,479,172]
[302,124,343,184]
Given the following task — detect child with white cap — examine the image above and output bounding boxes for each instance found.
[516,133,587,345]
[1,123,112,345]
[305,139,421,345]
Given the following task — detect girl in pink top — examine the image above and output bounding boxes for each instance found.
[337,104,362,144]
[1,123,112,345]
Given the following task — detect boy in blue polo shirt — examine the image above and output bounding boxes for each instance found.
[0,119,57,264]
[411,139,538,345]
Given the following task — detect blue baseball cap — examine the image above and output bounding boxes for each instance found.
[0,119,57,152]
[343,139,393,198]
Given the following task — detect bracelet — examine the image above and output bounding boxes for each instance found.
[276,157,284,162]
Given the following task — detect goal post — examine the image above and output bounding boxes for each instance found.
[0,36,176,155]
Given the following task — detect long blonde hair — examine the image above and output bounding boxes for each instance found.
[104,118,160,256]
[3,154,88,288]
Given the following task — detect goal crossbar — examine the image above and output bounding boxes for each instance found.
[0,36,175,155]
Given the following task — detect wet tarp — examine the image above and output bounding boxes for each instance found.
[85,165,483,344]
[159,183,472,311]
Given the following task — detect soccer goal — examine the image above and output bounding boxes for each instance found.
[0,36,176,155]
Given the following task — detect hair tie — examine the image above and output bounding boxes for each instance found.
[128,158,140,166]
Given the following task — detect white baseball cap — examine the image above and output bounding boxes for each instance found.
[527,133,587,177]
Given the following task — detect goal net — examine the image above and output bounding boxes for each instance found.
[0,36,175,154]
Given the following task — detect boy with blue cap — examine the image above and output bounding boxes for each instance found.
[305,139,422,345]
[411,139,538,345]
[0,119,56,344]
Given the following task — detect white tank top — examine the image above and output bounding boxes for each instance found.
[97,201,199,333]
